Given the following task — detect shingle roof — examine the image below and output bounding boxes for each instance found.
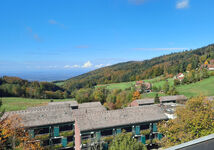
[76,105,168,132]
[3,101,106,128]
[160,95,187,102]
[78,102,102,108]
[3,105,74,128]
[48,100,78,107]
[135,98,154,105]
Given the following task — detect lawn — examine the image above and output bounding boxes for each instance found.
[97,81,136,90]
[177,76,214,98]
[0,97,74,112]
[96,76,170,91]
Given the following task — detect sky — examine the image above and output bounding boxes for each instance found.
[1,0,214,80]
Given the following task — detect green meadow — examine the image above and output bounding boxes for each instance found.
[0,97,74,112]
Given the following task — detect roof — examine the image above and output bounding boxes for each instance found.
[78,102,102,108]
[48,100,78,107]
[3,101,106,128]
[3,104,74,128]
[165,133,214,150]
[76,105,168,132]
[160,95,187,102]
[135,98,154,105]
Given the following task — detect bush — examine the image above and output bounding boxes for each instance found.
[59,130,74,137]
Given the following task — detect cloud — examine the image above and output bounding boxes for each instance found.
[75,45,89,49]
[48,19,65,29]
[26,27,41,42]
[128,0,147,5]
[95,64,105,68]
[95,64,111,68]
[82,61,93,68]
[64,62,110,69]
[133,48,189,51]
[176,0,189,9]
[64,65,80,69]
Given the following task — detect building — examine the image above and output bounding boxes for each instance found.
[3,101,107,150]
[130,98,154,107]
[130,95,187,107]
[174,73,185,81]
[160,95,187,104]
[135,81,152,93]
[75,105,168,150]
[208,64,214,71]
[3,100,169,150]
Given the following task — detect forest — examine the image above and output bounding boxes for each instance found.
[0,76,70,99]
[62,44,214,91]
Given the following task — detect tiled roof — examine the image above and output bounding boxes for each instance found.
[76,105,168,132]
[48,100,78,106]
[3,101,106,128]
[160,95,187,102]
[135,98,154,105]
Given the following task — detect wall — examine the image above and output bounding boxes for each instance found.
[75,120,81,150]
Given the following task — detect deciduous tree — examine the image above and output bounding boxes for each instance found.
[158,96,214,148]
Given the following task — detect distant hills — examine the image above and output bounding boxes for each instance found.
[62,44,214,90]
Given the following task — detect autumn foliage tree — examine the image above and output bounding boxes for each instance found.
[0,114,42,150]
[132,91,141,100]
[158,96,214,148]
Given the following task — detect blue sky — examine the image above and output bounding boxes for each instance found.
[1,0,214,73]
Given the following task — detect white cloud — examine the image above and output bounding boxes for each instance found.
[95,64,104,68]
[95,63,112,68]
[82,61,93,68]
[64,65,80,69]
[176,0,189,9]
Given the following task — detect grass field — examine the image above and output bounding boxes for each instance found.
[0,97,74,112]
[177,76,214,98]
[96,76,174,91]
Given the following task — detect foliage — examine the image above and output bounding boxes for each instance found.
[140,129,151,135]
[102,136,114,142]
[67,142,74,147]
[109,131,147,150]
[0,76,70,99]
[59,130,74,137]
[75,88,94,103]
[163,81,169,94]
[63,44,214,90]
[35,134,50,140]
[154,93,160,104]
[0,98,5,118]
[132,91,141,100]
[158,96,214,148]
[0,115,42,150]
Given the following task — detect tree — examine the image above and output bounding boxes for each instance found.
[0,98,5,118]
[132,91,141,100]
[163,81,169,94]
[158,96,214,148]
[173,79,180,86]
[186,64,192,72]
[75,88,93,103]
[154,93,160,104]
[0,115,42,149]
[109,131,147,150]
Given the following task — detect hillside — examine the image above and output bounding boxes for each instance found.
[62,44,214,90]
